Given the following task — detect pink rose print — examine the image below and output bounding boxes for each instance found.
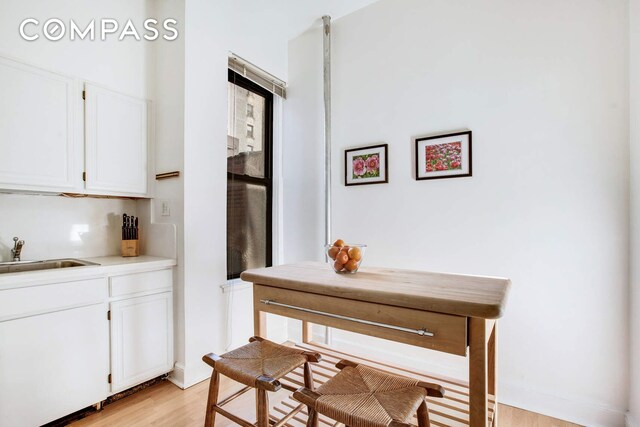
[351,152,381,179]
[353,157,366,176]
[365,155,379,172]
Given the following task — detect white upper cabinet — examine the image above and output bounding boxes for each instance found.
[0,56,152,197]
[84,84,149,196]
[0,57,78,191]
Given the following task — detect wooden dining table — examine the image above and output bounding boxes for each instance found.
[241,262,511,427]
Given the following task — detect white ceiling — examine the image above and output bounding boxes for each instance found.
[244,0,383,41]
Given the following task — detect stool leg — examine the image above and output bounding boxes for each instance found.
[417,399,430,427]
[303,361,318,426]
[306,408,318,427]
[256,389,270,427]
[303,362,315,391]
[204,370,220,427]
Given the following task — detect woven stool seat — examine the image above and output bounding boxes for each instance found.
[202,337,321,427]
[214,339,307,389]
[316,364,424,427]
[293,360,445,427]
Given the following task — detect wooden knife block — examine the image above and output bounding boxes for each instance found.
[121,240,139,257]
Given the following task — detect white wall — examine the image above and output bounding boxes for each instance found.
[0,194,136,261]
[149,0,187,387]
[629,0,640,424]
[0,0,155,261]
[282,28,326,264]
[180,0,292,388]
[178,0,387,388]
[286,0,629,425]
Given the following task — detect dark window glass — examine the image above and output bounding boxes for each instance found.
[227,70,273,280]
[227,181,267,273]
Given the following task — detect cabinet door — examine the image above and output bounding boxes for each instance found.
[0,57,78,191]
[84,84,148,196]
[110,292,173,393]
[0,303,109,427]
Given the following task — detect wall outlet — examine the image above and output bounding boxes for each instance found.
[160,200,171,217]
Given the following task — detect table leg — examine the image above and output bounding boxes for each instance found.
[488,322,497,426]
[254,308,266,337]
[469,317,488,427]
[302,321,312,343]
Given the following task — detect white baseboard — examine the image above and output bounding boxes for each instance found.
[169,359,227,390]
[167,362,185,389]
[501,381,625,427]
[627,413,638,427]
[182,361,213,389]
[326,335,626,427]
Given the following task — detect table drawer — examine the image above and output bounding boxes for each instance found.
[254,284,467,356]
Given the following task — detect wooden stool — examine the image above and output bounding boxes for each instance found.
[202,336,321,427]
[293,359,445,427]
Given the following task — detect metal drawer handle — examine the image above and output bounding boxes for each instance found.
[260,299,434,337]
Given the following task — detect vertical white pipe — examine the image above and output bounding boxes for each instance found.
[323,15,332,246]
[322,15,333,346]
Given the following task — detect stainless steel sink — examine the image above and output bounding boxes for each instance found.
[0,259,100,274]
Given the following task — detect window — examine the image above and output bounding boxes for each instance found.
[227,69,273,280]
[247,103,254,117]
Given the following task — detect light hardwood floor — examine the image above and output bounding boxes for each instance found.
[72,377,581,427]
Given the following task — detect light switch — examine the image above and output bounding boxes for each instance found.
[160,200,171,217]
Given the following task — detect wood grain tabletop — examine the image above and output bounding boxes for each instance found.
[241,262,511,319]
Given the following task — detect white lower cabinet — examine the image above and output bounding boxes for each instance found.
[0,266,174,426]
[0,279,109,427]
[109,292,173,393]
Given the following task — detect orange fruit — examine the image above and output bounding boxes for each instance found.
[345,259,358,272]
[348,247,362,261]
[337,252,349,265]
[334,260,345,271]
[328,246,340,260]
[333,239,345,247]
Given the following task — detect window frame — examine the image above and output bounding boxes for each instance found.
[227,69,274,280]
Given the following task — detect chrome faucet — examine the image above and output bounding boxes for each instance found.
[11,237,24,262]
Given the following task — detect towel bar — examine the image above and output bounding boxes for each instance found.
[259,299,435,337]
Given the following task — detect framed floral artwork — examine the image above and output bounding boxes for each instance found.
[345,143,388,186]
[415,131,472,180]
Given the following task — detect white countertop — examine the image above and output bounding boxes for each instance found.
[0,255,176,290]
